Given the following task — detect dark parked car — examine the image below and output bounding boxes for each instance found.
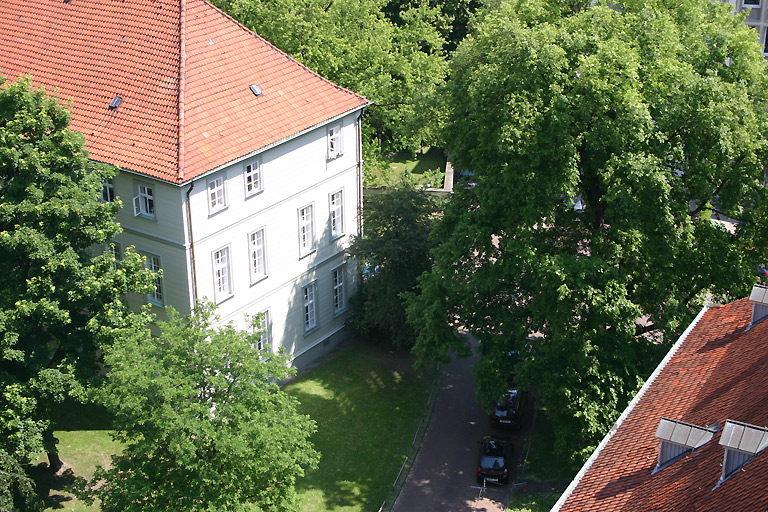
[477,436,513,485]
[489,389,524,429]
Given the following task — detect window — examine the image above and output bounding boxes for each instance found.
[212,246,232,301]
[132,184,155,218]
[303,283,316,332]
[298,204,315,256]
[208,176,226,214]
[244,160,262,197]
[255,310,270,351]
[249,228,267,282]
[102,180,115,202]
[330,190,344,238]
[144,253,163,306]
[327,124,342,160]
[333,266,345,315]
[108,241,122,270]
[745,0,760,6]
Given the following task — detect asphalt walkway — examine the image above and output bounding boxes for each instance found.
[392,334,512,512]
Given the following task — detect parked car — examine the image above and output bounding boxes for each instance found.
[489,389,524,430]
[477,436,513,484]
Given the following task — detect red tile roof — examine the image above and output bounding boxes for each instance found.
[555,297,768,512]
[0,0,368,184]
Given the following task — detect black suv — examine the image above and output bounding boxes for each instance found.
[476,436,513,484]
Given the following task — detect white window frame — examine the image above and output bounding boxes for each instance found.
[255,309,270,351]
[330,190,344,238]
[327,124,342,160]
[249,228,268,283]
[298,204,315,256]
[744,0,760,7]
[132,183,155,218]
[208,175,227,214]
[303,282,317,333]
[212,246,232,302]
[102,180,115,203]
[244,159,263,197]
[144,253,164,306]
[333,265,346,315]
[108,241,122,270]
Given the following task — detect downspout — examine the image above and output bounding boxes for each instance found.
[356,108,365,237]
[185,180,198,306]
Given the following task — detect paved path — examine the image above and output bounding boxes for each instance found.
[393,335,516,512]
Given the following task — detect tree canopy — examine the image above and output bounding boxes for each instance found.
[407,0,768,460]
[0,75,154,475]
[211,0,447,154]
[82,304,319,512]
[347,183,439,349]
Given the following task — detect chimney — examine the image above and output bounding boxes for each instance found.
[748,284,768,326]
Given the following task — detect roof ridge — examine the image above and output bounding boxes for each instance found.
[200,0,369,104]
[177,0,187,183]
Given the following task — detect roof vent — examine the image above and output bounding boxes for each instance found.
[64,0,71,3]
[654,418,716,471]
[108,96,122,110]
[719,420,768,481]
[249,84,263,97]
[749,284,768,326]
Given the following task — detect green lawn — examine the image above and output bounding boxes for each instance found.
[507,493,560,512]
[30,340,436,512]
[520,406,580,482]
[286,342,435,512]
[367,147,446,187]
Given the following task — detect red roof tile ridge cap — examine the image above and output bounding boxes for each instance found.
[177,0,188,184]
[200,0,369,104]
[552,304,712,512]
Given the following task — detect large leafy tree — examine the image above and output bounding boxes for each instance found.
[407,0,768,461]
[211,0,447,154]
[347,183,439,349]
[82,304,319,512]
[0,75,154,473]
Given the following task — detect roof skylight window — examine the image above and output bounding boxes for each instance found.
[250,84,263,97]
[654,418,716,471]
[108,96,122,110]
[719,420,768,481]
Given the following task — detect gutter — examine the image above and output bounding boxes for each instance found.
[550,304,711,511]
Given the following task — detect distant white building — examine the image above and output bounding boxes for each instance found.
[714,0,768,55]
[0,0,369,367]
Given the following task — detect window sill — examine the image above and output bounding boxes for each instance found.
[136,213,157,222]
[330,233,346,242]
[216,294,234,305]
[333,308,347,318]
[250,275,269,286]
[245,189,264,200]
[145,299,164,308]
[304,326,319,337]
[299,248,317,260]
[208,205,229,218]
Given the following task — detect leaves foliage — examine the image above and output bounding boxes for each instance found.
[407,0,768,461]
[82,303,319,512]
[0,75,154,476]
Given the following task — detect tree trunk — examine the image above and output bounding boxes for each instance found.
[42,430,63,473]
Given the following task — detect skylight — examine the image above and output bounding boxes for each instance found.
[718,420,768,481]
[249,84,263,97]
[108,96,122,110]
[654,418,716,470]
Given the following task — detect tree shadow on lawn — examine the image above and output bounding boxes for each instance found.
[288,338,435,512]
[27,464,78,510]
[28,400,115,509]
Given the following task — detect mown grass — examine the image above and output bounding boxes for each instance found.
[30,339,436,512]
[507,492,560,512]
[286,341,436,512]
[368,147,447,187]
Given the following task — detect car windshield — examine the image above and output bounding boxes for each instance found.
[481,456,505,469]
